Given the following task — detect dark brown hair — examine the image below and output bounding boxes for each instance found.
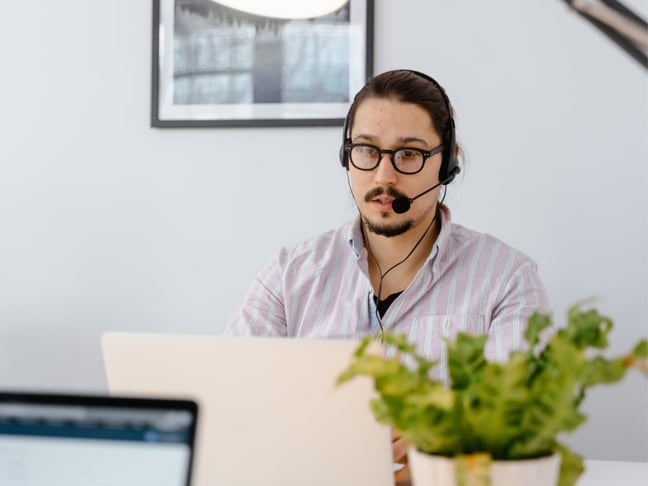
[345,70,455,145]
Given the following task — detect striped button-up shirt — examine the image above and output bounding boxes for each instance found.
[224,206,551,381]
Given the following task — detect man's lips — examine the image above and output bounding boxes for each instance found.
[373,196,394,204]
[364,187,405,203]
[365,187,405,212]
[371,196,395,211]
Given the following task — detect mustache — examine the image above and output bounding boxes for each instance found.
[364,186,407,202]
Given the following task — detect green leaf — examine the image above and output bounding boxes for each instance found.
[461,355,531,458]
[352,335,374,357]
[398,402,457,454]
[524,312,552,349]
[563,305,612,349]
[509,338,587,457]
[447,333,488,391]
[629,339,648,376]
[406,383,455,410]
[555,442,584,486]
[632,339,648,359]
[582,356,627,387]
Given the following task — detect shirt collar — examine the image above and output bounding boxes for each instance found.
[432,204,452,261]
[346,205,453,264]
[347,217,365,258]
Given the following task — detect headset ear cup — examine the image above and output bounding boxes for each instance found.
[441,116,458,183]
[444,159,460,183]
[339,142,348,168]
[339,114,350,168]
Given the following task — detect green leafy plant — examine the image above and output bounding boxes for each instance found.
[337,304,648,486]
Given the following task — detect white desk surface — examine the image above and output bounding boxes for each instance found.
[581,460,647,486]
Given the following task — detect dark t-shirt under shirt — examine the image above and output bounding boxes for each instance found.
[374,292,402,318]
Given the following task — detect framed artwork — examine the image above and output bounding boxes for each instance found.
[151,0,374,127]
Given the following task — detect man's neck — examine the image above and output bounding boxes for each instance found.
[363,213,440,297]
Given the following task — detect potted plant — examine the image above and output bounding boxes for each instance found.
[337,303,647,486]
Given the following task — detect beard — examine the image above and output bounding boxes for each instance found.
[362,215,413,237]
[362,186,414,237]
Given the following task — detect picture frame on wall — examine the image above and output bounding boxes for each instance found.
[151,0,374,128]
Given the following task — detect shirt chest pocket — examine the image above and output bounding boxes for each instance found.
[412,314,487,337]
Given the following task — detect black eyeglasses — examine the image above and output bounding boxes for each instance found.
[344,143,445,175]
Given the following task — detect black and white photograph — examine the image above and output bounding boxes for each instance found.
[152,0,374,127]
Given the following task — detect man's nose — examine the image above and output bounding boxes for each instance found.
[374,153,398,184]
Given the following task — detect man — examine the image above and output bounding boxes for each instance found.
[225,69,551,485]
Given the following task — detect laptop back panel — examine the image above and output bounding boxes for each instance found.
[102,334,394,486]
[0,392,197,486]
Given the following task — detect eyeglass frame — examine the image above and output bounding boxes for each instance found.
[343,142,446,175]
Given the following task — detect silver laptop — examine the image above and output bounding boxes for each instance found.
[101,334,394,486]
[0,391,198,486]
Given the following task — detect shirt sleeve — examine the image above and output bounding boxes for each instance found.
[484,258,553,361]
[223,258,288,337]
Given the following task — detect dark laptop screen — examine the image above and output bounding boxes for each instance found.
[0,392,197,486]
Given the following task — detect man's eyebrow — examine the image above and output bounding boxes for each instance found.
[351,133,377,143]
[351,133,431,145]
[398,136,430,145]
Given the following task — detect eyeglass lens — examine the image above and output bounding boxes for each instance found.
[350,145,425,174]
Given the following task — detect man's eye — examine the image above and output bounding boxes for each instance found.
[358,146,377,156]
[399,150,419,160]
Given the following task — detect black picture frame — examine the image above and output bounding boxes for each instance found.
[151,0,374,128]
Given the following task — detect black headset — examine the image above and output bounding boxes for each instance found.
[339,70,460,184]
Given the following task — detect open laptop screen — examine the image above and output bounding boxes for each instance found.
[0,392,198,486]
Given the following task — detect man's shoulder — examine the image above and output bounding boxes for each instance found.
[438,206,532,265]
[446,222,536,266]
[277,221,352,264]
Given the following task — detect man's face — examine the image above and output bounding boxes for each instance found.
[348,97,444,237]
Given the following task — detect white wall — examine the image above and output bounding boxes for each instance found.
[0,0,646,461]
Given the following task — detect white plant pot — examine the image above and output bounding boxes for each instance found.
[408,446,561,486]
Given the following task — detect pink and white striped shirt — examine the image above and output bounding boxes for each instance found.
[224,206,551,381]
